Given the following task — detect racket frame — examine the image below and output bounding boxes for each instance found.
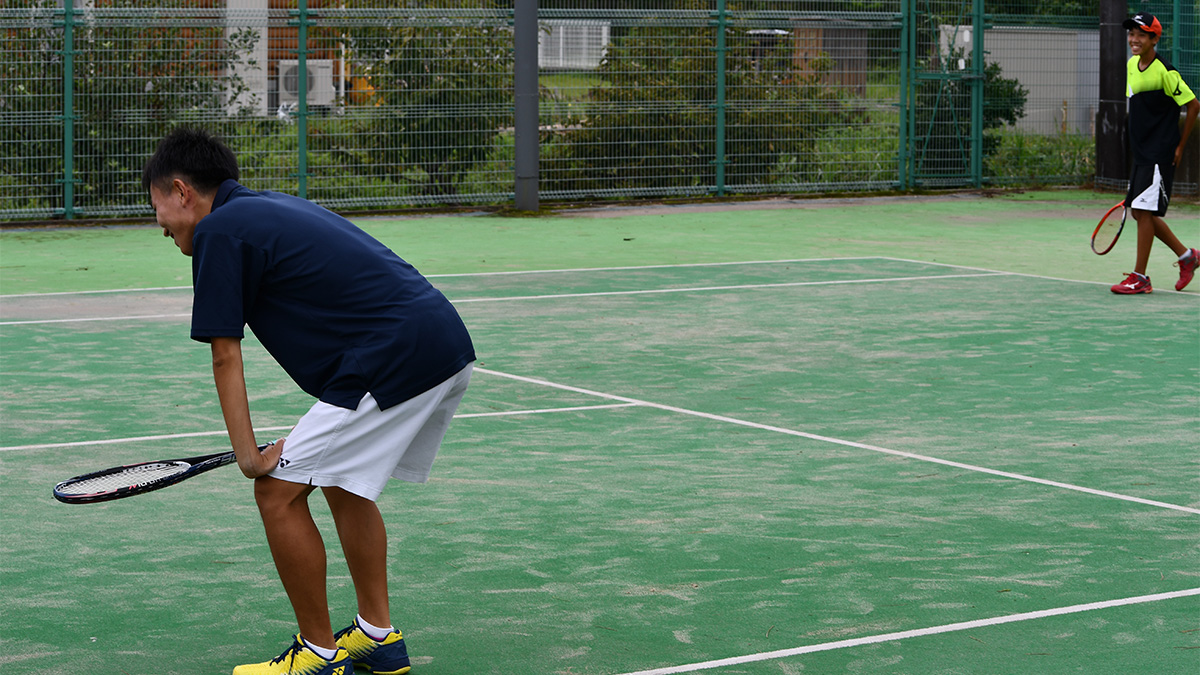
[1091,201,1127,255]
[52,446,262,504]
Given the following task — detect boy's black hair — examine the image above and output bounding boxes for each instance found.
[142,127,239,194]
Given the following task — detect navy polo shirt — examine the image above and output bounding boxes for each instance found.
[190,180,475,410]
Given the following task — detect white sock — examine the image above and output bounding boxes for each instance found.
[1181,249,1196,262]
[357,614,394,640]
[301,637,339,661]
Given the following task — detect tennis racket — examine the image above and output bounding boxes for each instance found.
[52,444,266,504]
[1091,201,1127,255]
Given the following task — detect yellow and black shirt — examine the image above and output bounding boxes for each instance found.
[1126,55,1196,166]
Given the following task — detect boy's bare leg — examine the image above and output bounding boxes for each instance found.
[1152,214,1188,256]
[254,477,337,650]
[1133,210,1187,275]
[1134,210,1155,274]
[323,486,391,629]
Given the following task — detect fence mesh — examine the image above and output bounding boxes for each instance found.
[1,1,1195,221]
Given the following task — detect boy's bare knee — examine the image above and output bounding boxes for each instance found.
[254,476,314,513]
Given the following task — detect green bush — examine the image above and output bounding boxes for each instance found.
[542,0,858,196]
[984,128,1094,185]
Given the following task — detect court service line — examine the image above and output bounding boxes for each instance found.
[880,255,1200,296]
[476,368,1200,516]
[9,251,1185,297]
[0,285,191,299]
[0,272,1008,326]
[0,312,192,326]
[452,272,1008,304]
[611,587,1200,675]
[0,403,640,453]
[425,257,880,279]
[0,258,879,299]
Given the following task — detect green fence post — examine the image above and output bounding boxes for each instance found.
[1172,0,1181,68]
[898,0,911,190]
[294,0,310,199]
[712,0,727,197]
[970,0,984,187]
[60,3,76,220]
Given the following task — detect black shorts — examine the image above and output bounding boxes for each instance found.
[1125,162,1175,217]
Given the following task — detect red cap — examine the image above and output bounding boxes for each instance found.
[1123,13,1162,38]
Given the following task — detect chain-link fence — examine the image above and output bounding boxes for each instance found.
[1,1,1195,221]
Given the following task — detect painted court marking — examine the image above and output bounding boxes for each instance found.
[0,268,1007,326]
[451,272,1007,305]
[476,367,1200,516]
[611,587,1200,675]
[0,312,192,326]
[0,403,640,453]
[0,257,897,298]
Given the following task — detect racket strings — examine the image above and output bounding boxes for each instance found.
[1091,203,1127,256]
[56,461,189,495]
[1094,221,1120,247]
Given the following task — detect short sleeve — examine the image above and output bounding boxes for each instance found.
[1165,70,1196,106]
[190,230,266,342]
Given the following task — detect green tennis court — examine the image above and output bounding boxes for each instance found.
[2,193,1198,675]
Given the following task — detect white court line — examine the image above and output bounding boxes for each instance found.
[612,587,1200,675]
[0,312,191,326]
[0,428,291,452]
[0,258,876,299]
[0,272,1006,326]
[10,254,1192,301]
[477,367,1200,516]
[425,257,880,279]
[0,285,191,299]
[0,403,640,453]
[452,272,1007,304]
[880,255,1200,297]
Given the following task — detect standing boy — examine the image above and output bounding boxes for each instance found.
[1111,12,1199,294]
[143,127,475,674]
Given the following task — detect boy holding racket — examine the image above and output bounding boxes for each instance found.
[1111,12,1199,295]
[143,127,475,675]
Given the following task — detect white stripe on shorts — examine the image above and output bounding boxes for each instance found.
[1131,164,1164,212]
[270,363,473,501]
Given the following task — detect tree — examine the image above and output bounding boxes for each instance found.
[543,0,857,195]
[911,54,1029,180]
[327,0,512,198]
[0,0,257,215]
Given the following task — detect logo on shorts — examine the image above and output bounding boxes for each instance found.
[278,458,291,469]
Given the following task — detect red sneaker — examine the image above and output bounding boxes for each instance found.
[1111,272,1152,294]
[1175,248,1199,291]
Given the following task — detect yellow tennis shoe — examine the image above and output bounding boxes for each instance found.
[335,618,411,675]
[232,635,353,675]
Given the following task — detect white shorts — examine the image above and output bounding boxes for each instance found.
[269,363,473,501]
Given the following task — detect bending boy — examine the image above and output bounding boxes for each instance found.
[143,127,475,675]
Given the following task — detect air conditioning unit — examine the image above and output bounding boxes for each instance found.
[277,59,336,107]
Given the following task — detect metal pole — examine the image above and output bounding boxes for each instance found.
[712,0,727,197]
[710,0,729,195]
[970,0,984,187]
[61,3,76,220]
[514,0,539,211]
[1096,0,1128,191]
[1171,0,1180,68]
[898,0,910,190]
[295,0,309,199]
